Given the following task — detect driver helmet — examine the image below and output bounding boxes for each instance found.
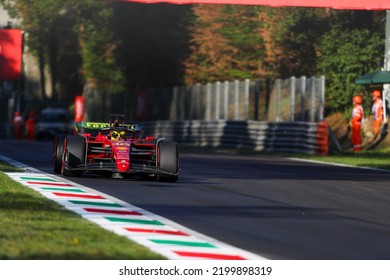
[111,130,126,141]
[111,130,120,141]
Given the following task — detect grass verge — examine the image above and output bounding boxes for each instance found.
[277,148,390,171]
[185,145,390,171]
[182,145,390,171]
[0,161,165,260]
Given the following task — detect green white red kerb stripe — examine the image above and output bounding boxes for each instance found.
[2,157,265,260]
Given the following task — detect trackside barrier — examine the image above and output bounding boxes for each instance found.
[143,120,329,155]
[0,123,12,138]
[316,121,329,156]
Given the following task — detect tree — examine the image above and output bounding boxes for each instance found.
[71,0,124,92]
[268,7,330,78]
[3,0,385,116]
[184,4,265,84]
[315,10,385,113]
[1,0,124,102]
[250,8,385,113]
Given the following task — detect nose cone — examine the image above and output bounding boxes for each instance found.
[112,142,130,172]
[116,161,129,172]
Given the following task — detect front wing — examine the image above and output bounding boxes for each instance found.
[63,162,180,176]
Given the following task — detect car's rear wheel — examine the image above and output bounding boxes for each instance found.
[157,140,179,182]
[53,134,66,174]
[61,135,86,177]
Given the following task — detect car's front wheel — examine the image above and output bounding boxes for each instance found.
[157,140,179,182]
[53,134,66,174]
[61,135,86,177]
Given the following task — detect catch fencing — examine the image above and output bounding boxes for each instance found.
[83,76,325,123]
[80,76,329,155]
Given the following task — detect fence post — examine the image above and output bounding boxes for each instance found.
[244,79,250,120]
[319,75,325,121]
[254,80,261,121]
[195,83,201,120]
[234,80,239,119]
[310,77,315,122]
[265,79,271,120]
[224,81,229,119]
[290,77,296,122]
[300,76,306,121]
[216,81,221,120]
[275,79,281,122]
[206,83,211,121]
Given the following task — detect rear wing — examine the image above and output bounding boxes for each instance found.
[75,121,143,133]
[75,122,110,131]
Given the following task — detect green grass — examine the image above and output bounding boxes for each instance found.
[0,161,21,172]
[0,161,165,260]
[182,145,390,171]
[279,148,390,171]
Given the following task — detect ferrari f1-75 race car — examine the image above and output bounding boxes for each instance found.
[53,114,179,182]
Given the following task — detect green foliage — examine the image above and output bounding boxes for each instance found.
[1,0,124,100]
[71,1,124,92]
[257,8,385,114]
[218,6,264,76]
[1,0,387,116]
[270,8,329,78]
[316,16,384,113]
[184,5,386,117]
[184,5,266,83]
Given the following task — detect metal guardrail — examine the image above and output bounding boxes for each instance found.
[143,120,328,155]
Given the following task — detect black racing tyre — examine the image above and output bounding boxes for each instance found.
[61,135,86,177]
[53,134,66,174]
[157,140,179,182]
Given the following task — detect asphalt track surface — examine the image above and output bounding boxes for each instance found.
[1,139,390,260]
